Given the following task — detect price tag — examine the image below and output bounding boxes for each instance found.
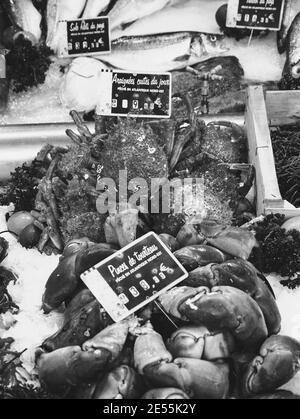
[81,232,188,322]
[58,17,111,57]
[96,70,172,119]
[227,0,285,31]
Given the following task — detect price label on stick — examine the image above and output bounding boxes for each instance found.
[58,17,111,57]
[81,232,188,323]
[226,0,285,31]
[96,70,172,119]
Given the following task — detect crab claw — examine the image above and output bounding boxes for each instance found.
[144,358,230,399]
[167,326,206,360]
[173,245,228,272]
[62,238,95,258]
[247,390,300,399]
[92,365,143,399]
[242,335,300,396]
[42,290,110,352]
[142,388,190,399]
[167,326,235,361]
[134,323,173,375]
[42,244,116,313]
[159,287,199,321]
[36,346,111,395]
[199,219,258,260]
[82,321,129,362]
[186,259,281,335]
[160,286,268,349]
[181,286,268,349]
[134,322,230,399]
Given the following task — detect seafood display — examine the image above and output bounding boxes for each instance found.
[98,32,228,73]
[0,0,286,113]
[0,101,251,253]
[0,0,300,403]
[1,214,299,399]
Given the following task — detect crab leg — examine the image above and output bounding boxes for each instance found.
[207,121,245,143]
[169,129,195,173]
[39,156,61,221]
[37,226,50,253]
[66,129,83,146]
[70,111,94,140]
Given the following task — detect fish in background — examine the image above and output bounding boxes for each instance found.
[97,32,228,72]
[2,0,42,43]
[278,0,300,53]
[108,0,175,30]
[82,0,111,18]
[111,0,223,40]
[46,0,86,53]
[286,12,300,79]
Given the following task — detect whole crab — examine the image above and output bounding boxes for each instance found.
[30,95,251,253]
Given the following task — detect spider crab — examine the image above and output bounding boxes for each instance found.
[28,94,250,253]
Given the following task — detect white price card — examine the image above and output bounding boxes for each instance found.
[226,0,285,31]
[81,232,188,322]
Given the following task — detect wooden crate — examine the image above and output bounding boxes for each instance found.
[245,85,300,219]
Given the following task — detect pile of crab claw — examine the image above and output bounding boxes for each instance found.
[35,219,300,400]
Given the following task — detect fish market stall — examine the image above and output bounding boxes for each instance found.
[0,0,300,402]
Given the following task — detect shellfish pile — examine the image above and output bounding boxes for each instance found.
[25,220,300,399]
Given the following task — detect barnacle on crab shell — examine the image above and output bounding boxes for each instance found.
[101,118,169,188]
[60,212,107,244]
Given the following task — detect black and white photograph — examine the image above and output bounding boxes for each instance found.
[0,0,300,404]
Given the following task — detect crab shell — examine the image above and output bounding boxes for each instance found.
[173,245,228,272]
[42,245,116,313]
[198,220,258,260]
[159,234,179,252]
[186,259,281,335]
[142,388,190,399]
[92,365,143,399]
[42,290,110,352]
[160,286,268,349]
[242,335,300,396]
[167,326,235,361]
[36,346,111,395]
[144,358,230,399]
[176,224,205,248]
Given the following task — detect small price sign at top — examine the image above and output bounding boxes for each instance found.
[81,232,188,322]
[226,0,285,31]
[58,17,111,57]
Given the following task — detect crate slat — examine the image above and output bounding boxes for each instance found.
[245,85,287,216]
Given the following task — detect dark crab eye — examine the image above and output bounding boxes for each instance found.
[210,35,217,42]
